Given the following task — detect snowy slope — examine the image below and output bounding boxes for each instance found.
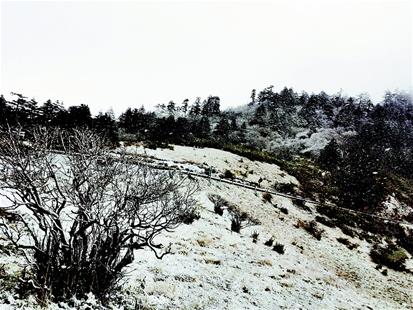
[124,182,412,309]
[0,145,412,309]
[121,145,412,309]
[122,144,298,188]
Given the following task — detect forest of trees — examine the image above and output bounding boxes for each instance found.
[1,87,412,213]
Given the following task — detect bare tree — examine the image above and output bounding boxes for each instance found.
[0,127,198,303]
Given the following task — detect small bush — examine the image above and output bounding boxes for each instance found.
[262,192,272,203]
[264,237,274,247]
[231,217,241,233]
[395,226,413,256]
[251,231,259,243]
[214,204,224,216]
[359,231,380,244]
[370,243,408,271]
[274,182,297,195]
[280,207,289,215]
[293,199,312,212]
[336,237,359,250]
[273,243,285,254]
[340,225,356,238]
[208,194,227,216]
[179,208,201,224]
[315,215,336,228]
[209,195,259,233]
[337,237,351,246]
[296,220,324,240]
[224,169,235,179]
[228,206,260,233]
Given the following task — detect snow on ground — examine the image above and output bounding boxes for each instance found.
[121,144,298,189]
[124,178,412,310]
[117,144,412,309]
[0,144,412,309]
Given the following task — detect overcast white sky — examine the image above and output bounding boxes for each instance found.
[0,0,412,115]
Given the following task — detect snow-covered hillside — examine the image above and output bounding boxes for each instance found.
[118,145,412,310]
[121,144,298,189]
[1,145,412,309]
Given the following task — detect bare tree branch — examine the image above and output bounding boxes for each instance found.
[0,127,198,303]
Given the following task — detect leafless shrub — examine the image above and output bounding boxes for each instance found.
[295,220,324,240]
[262,192,272,203]
[227,205,260,233]
[0,127,198,304]
[274,182,297,195]
[230,215,242,233]
[178,207,200,224]
[280,207,288,215]
[223,169,234,179]
[293,199,312,213]
[339,225,357,238]
[315,215,336,228]
[208,194,226,216]
[264,237,274,247]
[272,242,285,254]
[251,231,259,243]
[207,194,259,233]
[336,237,359,250]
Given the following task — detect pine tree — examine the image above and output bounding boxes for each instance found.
[167,101,176,114]
[0,95,8,126]
[250,104,267,126]
[201,96,220,116]
[196,116,211,138]
[189,97,202,117]
[181,99,189,115]
[68,104,92,128]
[249,89,256,106]
[39,100,64,126]
[93,112,119,145]
[214,117,231,138]
[334,136,387,211]
[318,139,341,170]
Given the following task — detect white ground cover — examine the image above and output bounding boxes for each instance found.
[123,180,412,309]
[0,145,412,309]
[121,144,298,189]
